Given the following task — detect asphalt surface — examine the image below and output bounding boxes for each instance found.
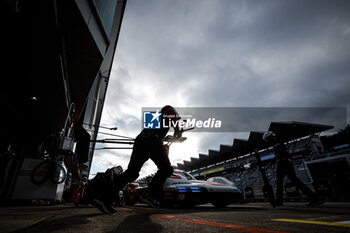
[0,202,349,233]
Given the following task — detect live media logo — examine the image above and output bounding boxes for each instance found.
[143,110,161,129]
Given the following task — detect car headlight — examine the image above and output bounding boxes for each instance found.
[177,186,188,192]
[177,186,203,192]
[189,187,202,192]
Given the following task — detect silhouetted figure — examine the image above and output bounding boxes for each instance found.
[263,131,323,207]
[92,105,180,214]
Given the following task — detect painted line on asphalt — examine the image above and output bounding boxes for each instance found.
[337,220,350,224]
[272,219,350,228]
[119,207,288,233]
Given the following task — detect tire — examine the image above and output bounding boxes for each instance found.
[211,200,231,208]
[160,200,174,208]
[179,202,195,208]
[31,161,49,185]
[31,160,66,185]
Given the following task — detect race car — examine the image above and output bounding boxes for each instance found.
[206,176,249,202]
[125,170,244,208]
[206,177,239,189]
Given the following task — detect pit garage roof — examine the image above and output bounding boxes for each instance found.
[268,121,333,142]
[248,131,266,151]
[220,145,233,161]
[232,139,250,157]
[176,121,333,171]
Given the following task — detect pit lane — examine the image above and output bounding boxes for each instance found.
[117,203,350,233]
[1,202,349,233]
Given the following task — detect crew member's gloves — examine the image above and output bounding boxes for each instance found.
[173,125,182,138]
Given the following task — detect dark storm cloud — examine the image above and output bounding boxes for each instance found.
[119,0,350,109]
[188,0,350,108]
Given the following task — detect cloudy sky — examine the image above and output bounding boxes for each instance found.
[90,0,350,178]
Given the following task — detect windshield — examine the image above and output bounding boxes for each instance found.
[215,177,232,185]
[176,171,196,180]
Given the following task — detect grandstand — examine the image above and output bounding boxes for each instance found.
[175,121,347,199]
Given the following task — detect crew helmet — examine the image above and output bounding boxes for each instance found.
[262,131,276,142]
[161,105,180,121]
